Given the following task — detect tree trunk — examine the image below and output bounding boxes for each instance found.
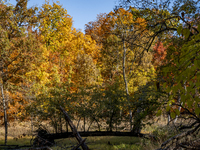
[133,88,147,133]
[174,90,181,123]
[109,110,114,132]
[84,116,86,132]
[167,83,172,125]
[77,117,81,131]
[87,120,94,132]
[60,106,89,150]
[1,84,7,145]
[59,113,62,133]
[167,112,171,125]
[122,38,132,131]
[66,120,68,133]
[31,114,33,134]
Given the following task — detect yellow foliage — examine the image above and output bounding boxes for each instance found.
[26,0,101,97]
[134,18,147,30]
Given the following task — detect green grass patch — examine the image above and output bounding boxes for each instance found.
[0,136,144,150]
[0,136,157,150]
[0,137,32,145]
[53,136,143,150]
[0,136,159,150]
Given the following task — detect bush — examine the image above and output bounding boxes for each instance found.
[153,125,178,142]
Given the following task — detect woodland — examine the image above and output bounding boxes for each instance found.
[0,0,200,149]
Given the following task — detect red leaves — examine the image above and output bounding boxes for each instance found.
[152,41,167,66]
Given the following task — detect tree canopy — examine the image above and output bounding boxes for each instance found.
[0,0,200,148]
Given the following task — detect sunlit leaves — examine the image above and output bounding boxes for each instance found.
[0,1,42,119]
[161,31,200,116]
[24,1,101,127]
[85,7,156,127]
[177,25,182,35]
[38,1,72,50]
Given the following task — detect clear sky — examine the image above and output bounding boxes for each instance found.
[7,0,117,32]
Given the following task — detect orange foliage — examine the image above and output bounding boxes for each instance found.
[152,41,167,67]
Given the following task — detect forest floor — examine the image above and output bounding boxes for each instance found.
[0,116,170,149]
[52,136,159,150]
[0,135,159,150]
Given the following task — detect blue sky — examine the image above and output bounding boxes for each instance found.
[7,0,117,32]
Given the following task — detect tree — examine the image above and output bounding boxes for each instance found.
[0,0,40,144]
[86,8,155,132]
[25,1,101,132]
[117,0,200,148]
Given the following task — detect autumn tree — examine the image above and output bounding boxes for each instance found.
[85,8,155,132]
[25,1,101,132]
[118,0,200,148]
[0,0,41,144]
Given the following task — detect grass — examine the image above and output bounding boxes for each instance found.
[0,135,153,150]
[53,136,143,150]
[0,136,32,146]
[0,116,172,149]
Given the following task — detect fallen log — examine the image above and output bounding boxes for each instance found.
[44,131,146,139]
[60,106,89,150]
[30,106,154,149]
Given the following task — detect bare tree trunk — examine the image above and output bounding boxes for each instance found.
[167,112,171,125]
[77,117,81,131]
[84,116,86,132]
[31,114,33,134]
[122,38,132,131]
[87,120,94,132]
[1,84,7,145]
[167,91,171,125]
[133,90,144,133]
[59,113,62,133]
[60,106,89,150]
[174,90,181,123]
[174,81,187,123]
[66,120,69,133]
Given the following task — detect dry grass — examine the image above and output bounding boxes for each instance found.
[0,120,32,140]
[0,115,173,149]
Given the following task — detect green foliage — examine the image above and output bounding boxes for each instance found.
[71,79,126,131]
[1,0,200,142]
[153,125,178,141]
[161,31,200,116]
